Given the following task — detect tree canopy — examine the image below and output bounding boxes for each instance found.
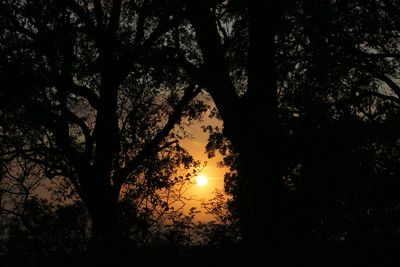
[2,0,400,266]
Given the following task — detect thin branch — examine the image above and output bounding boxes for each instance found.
[0,207,23,218]
[155,140,179,153]
[359,51,400,59]
[134,8,146,44]
[118,14,185,78]
[364,91,400,104]
[113,84,200,194]
[369,70,400,98]
[63,109,93,161]
[67,82,100,109]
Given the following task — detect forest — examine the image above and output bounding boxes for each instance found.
[2,0,400,266]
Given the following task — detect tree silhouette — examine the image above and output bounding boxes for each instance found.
[2,0,400,266]
[179,0,400,264]
[178,2,281,263]
[277,0,400,264]
[0,0,204,264]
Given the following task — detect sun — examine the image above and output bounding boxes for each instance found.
[196,175,208,187]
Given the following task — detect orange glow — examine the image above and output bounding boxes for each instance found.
[179,102,228,222]
[196,175,208,187]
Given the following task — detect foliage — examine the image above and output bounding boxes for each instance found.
[0,0,206,262]
[0,198,89,266]
[2,0,400,265]
[200,1,400,263]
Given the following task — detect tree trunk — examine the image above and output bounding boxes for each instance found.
[244,1,291,264]
[187,1,292,265]
[81,178,129,266]
[83,32,128,265]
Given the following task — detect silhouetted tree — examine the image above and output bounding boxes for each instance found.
[178,0,400,264]
[1,198,89,267]
[3,0,400,266]
[179,2,288,263]
[277,0,400,264]
[0,0,205,264]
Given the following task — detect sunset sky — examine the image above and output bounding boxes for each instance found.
[34,103,228,223]
[179,106,228,223]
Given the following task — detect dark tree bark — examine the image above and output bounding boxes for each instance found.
[1,1,198,265]
[186,1,291,264]
[81,179,128,266]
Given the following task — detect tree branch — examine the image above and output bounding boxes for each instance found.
[186,1,241,134]
[67,82,100,109]
[118,13,185,78]
[364,91,400,104]
[358,51,400,59]
[363,67,400,98]
[112,83,200,195]
[93,0,105,28]
[109,0,122,34]
[63,109,94,161]
[134,8,146,44]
